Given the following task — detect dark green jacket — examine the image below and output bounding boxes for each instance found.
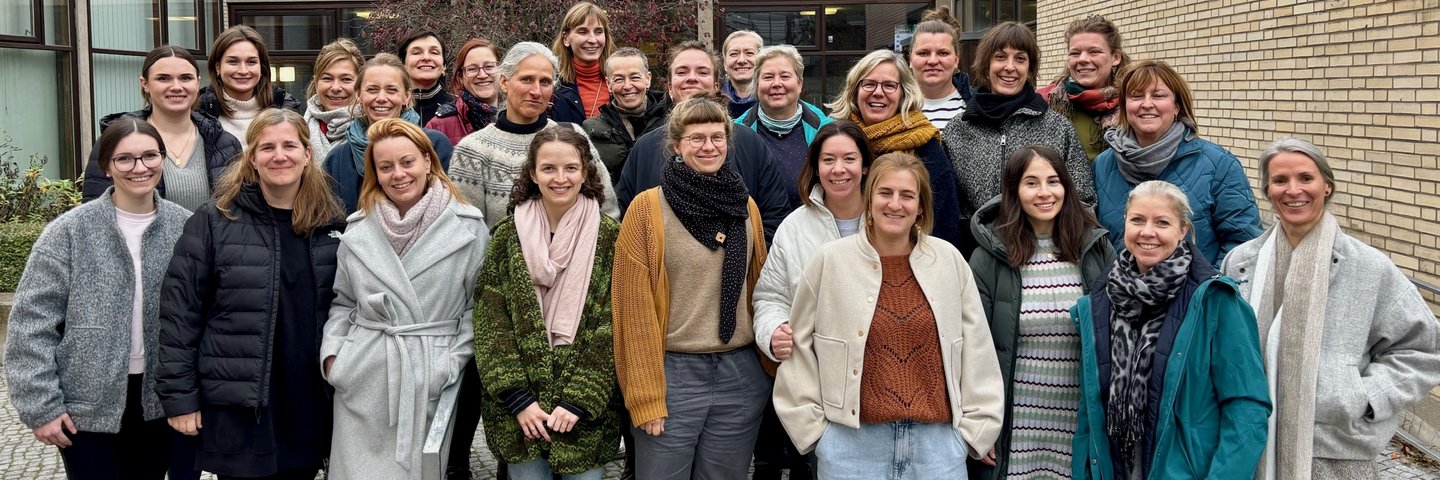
[473,213,621,474]
[966,197,1114,480]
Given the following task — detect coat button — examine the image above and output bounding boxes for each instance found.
[872,262,879,270]
[853,369,859,375]
[858,330,865,337]
[866,296,874,303]
[1091,459,1098,465]
[851,409,857,416]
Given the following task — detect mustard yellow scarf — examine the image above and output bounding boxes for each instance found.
[851,111,940,155]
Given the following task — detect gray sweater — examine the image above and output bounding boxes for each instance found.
[940,105,1095,219]
[3,189,190,433]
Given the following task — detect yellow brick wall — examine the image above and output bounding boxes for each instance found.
[1036,0,1440,314]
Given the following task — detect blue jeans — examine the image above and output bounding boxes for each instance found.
[814,420,970,480]
[507,458,604,480]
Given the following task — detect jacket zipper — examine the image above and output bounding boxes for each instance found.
[258,213,281,423]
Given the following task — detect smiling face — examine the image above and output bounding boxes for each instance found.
[724,36,761,85]
[533,140,586,213]
[1124,79,1178,147]
[1123,194,1189,273]
[141,57,200,115]
[856,62,901,125]
[564,16,607,64]
[909,32,959,91]
[607,55,651,111]
[461,47,499,102]
[371,136,431,215]
[672,122,728,174]
[359,66,411,123]
[1067,32,1120,89]
[315,59,358,110]
[249,123,311,192]
[218,41,261,100]
[1265,152,1331,239]
[668,49,718,101]
[106,133,164,201]
[756,57,800,115]
[1017,157,1064,235]
[817,134,865,203]
[869,169,922,241]
[987,46,1030,96]
[501,55,557,124]
[403,36,444,87]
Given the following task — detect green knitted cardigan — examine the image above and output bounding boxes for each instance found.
[472,213,622,473]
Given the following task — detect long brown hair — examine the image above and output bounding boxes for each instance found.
[207,25,276,117]
[508,125,606,210]
[796,121,874,206]
[358,118,468,213]
[996,145,1098,267]
[213,108,344,234]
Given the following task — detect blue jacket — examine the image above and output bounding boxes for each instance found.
[722,80,758,119]
[732,101,833,146]
[324,127,453,214]
[1094,136,1261,265]
[550,80,587,124]
[1070,252,1270,480]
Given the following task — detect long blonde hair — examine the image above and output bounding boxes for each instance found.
[826,50,925,125]
[213,108,345,233]
[358,118,467,213]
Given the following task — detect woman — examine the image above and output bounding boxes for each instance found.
[398,32,454,126]
[1071,180,1270,480]
[1037,15,1127,161]
[612,95,771,479]
[427,39,502,145]
[81,45,242,210]
[1221,138,1440,480]
[826,49,967,252]
[474,126,621,480]
[721,30,763,118]
[967,145,1114,480]
[198,26,304,144]
[733,44,834,208]
[451,42,618,227]
[157,108,346,479]
[5,120,190,479]
[773,152,1004,479]
[582,47,668,180]
[550,1,616,123]
[941,22,1094,239]
[325,53,454,213]
[1093,60,1260,265]
[323,119,489,479]
[304,38,365,161]
[909,7,974,129]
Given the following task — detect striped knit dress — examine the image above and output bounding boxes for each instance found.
[1007,236,1085,479]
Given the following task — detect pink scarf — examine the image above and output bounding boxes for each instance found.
[376,179,450,257]
[515,196,600,346]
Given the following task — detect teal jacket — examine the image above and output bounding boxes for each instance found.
[1070,255,1270,480]
[733,100,833,146]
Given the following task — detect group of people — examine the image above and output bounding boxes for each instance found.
[6,4,1439,480]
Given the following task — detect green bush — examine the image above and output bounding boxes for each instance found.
[0,222,44,291]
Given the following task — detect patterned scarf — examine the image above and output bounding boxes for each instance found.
[460,90,498,132]
[660,155,751,343]
[374,178,450,257]
[304,95,357,145]
[1104,240,1192,477]
[347,109,423,174]
[850,110,939,154]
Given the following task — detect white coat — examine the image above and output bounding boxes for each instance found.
[752,184,848,361]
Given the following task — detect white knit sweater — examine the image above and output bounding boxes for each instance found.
[450,120,619,227]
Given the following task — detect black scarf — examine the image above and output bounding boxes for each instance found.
[1104,240,1192,478]
[460,90,497,132]
[961,87,1048,129]
[660,156,750,343]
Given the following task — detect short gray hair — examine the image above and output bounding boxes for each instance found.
[1259,137,1335,199]
[754,45,804,82]
[1128,180,1192,228]
[497,41,559,80]
[604,47,649,76]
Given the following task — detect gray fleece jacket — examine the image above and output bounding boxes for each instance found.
[3,189,190,433]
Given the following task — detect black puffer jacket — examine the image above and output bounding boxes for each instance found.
[195,85,305,119]
[81,108,243,202]
[582,91,669,181]
[155,183,344,415]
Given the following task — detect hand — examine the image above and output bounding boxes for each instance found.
[33,413,76,447]
[324,356,336,377]
[771,323,794,361]
[547,406,580,433]
[516,403,552,441]
[980,448,997,466]
[168,412,202,436]
[639,417,665,437]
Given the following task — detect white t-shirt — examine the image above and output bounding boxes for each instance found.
[116,207,157,374]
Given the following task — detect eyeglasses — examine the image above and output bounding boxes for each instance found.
[859,80,901,94]
[463,63,498,77]
[111,151,164,171]
[685,133,727,149]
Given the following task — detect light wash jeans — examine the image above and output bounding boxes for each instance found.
[507,458,604,480]
[814,420,970,480]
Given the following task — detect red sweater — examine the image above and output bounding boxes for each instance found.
[574,60,609,118]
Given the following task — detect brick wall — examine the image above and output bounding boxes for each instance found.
[1036,0,1440,314]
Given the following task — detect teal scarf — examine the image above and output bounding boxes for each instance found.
[347,109,422,173]
[758,106,803,136]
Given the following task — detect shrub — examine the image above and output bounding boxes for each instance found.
[0,222,44,291]
[0,134,81,223]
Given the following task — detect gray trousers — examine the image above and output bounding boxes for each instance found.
[631,348,770,480]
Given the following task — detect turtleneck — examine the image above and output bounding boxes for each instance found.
[413,81,443,100]
[497,112,548,135]
[573,60,609,118]
[219,90,261,148]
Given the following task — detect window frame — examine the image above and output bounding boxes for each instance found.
[0,0,45,44]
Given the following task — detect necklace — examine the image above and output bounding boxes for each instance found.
[164,126,197,165]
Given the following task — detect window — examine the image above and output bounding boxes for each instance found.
[0,0,75,180]
[230,3,379,104]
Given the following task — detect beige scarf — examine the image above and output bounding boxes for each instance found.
[375,179,450,257]
[1252,212,1338,480]
[515,196,600,347]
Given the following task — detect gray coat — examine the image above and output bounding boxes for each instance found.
[3,189,190,433]
[1222,228,1440,459]
[940,104,1095,219]
[321,198,490,479]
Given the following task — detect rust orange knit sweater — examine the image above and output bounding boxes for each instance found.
[573,59,609,118]
[859,256,952,424]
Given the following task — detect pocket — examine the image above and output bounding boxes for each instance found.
[57,326,109,404]
[948,337,966,403]
[813,334,848,409]
[1314,357,1368,428]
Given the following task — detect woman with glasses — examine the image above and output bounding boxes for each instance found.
[550,1,617,123]
[827,49,967,252]
[198,26,305,146]
[428,39,503,146]
[5,120,192,480]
